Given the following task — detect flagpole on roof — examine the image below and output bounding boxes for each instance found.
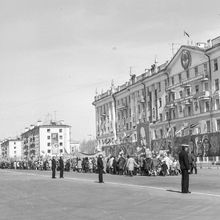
[184,30,190,45]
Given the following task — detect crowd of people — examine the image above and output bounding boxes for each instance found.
[0,149,197,177]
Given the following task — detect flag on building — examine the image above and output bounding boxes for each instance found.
[184,30,190,38]
[189,122,199,129]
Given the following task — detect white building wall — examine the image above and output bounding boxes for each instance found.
[39,126,70,157]
[8,140,22,160]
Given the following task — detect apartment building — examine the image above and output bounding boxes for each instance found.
[93,36,220,156]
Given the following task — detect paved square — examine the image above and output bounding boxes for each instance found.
[0,169,220,220]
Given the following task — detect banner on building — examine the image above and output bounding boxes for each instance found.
[51,133,59,155]
[137,122,150,148]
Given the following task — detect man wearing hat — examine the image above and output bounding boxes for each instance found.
[97,154,104,183]
[179,145,190,193]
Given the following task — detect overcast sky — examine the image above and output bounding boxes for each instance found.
[0,0,219,141]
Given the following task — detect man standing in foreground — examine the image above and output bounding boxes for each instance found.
[179,145,190,193]
[59,156,64,178]
[52,157,56,179]
[97,154,104,183]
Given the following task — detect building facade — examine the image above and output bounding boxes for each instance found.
[21,121,71,160]
[0,139,22,160]
[93,36,220,157]
[70,141,80,154]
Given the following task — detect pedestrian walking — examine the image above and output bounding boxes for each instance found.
[59,156,64,178]
[52,157,56,179]
[179,145,190,193]
[97,154,104,183]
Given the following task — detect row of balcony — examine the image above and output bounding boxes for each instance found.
[166,72,209,91]
[167,91,210,106]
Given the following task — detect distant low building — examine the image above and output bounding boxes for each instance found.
[21,120,71,160]
[0,139,22,160]
[70,141,80,154]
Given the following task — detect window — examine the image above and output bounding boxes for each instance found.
[166,112,169,121]
[204,82,209,91]
[14,151,16,154]
[171,76,174,85]
[126,123,129,130]
[178,73,182,83]
[47,129,50,132]
[59,135,63,139]
[217,119,220,131]
[47,149,51,153]
[215,79,219,91]
[206,121,211,132]
[60,142,63,146]
[165,79,168,88]
[128,96,131,103]
[160,129,163,138]
[186,88,190,96]
[194,102,198,111]
[216,99,220,110]
[173,127,176,135]
[172,93,175,101]
[195,85,199,93]
[205,101,210,112]
[59,129,62,133]
[60,149,63,153]
[118,113,120,120]
[130,122,132,129]
[14,147,16,149]
[47,143,50,146]
[179,91,183,98]
[214,59,218,71]
[188,106,192,116]
[158,82,161,92]
[179,105,182,113]
[172,109,176,119]
[159,113,163,122]
[186,70,190,79]
[165,95,168,104]
[138,105,141,114]
[194,66,198,76]
[159,98,162,107]
[47,136,50,140]
[204,63,208,74]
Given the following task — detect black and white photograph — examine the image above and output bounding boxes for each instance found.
[0,0,220,219]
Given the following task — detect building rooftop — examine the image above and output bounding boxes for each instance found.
[93,35,220,104]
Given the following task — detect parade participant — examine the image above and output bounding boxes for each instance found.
[118,154,126,175]
[191,153,197,174]
[59,156,64,178]
[52,157,56,179]
[126,155,139,177]
[179,145,190,193]
[188,151,193,174]
[97,154,104,183]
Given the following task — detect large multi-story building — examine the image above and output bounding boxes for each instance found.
[93,36,220,157]
[21,120,71,160]
[0,139,22,160]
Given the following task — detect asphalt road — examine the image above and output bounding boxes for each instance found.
[0,169,220,220]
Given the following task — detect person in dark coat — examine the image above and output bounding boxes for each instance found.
[52,157,56,179]
[179,145,190,193]
[59,156,64,178]
[97,154,104,183]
